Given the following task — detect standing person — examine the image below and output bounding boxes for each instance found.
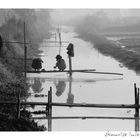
[54,55,66,71]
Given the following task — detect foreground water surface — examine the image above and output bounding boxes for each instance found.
[27,27,140,131]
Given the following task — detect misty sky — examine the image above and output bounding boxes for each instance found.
[51,9,140,24]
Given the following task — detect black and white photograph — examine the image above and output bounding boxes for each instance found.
[0,1,140,135]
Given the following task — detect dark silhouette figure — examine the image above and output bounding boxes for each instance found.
[54,55,66,71]
[31,78,44,93]
[67,43,74,57]
[32,58,43,71]
[54,81,66,97]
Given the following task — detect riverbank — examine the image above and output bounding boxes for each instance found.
[76,30,140,71]
[0,46,47,131]
[0,12,50,131]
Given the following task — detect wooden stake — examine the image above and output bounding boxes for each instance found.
[134,83,137,117]
[17,91,20,119]
[32,116,140,120]
[50,87,52,115]
[25,69,124,76]
[137,88,139,116]
[68,55,72,77]
[47,91,50,114]
[24,22,27,78]
[134,83,137,105]
[48,87,52,131]
[58,32,62,55]
[135,87,139,131]
[47,87,52,115]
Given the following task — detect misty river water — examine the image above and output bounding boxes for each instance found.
[27,26,140,131]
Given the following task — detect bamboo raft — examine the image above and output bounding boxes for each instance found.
[0,101,139,109]
[25,69,123,76]
[31,116,140,120]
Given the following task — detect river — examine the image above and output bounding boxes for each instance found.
[27,26,140,131]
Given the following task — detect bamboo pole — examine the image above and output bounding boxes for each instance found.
[134,83,137,117]
[25,69,96,73]
[25,69,123,76]
[68,55,72,77]
[32,116,140,120]
[50,87,52,115]
[24,22,27,78]
[136,88,139,117]
[51,102,139,108]
[134,83,139,117]
[17,91,20,119]
[0,102,140,109]
[58,32,62,55]
[81,71,123,75]
[48,87,52,131]
[47,87,52,115]
[135,87,139,132]
[135,116,139,131]
[48,90,50,114]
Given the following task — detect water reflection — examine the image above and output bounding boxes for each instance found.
[54,77,75,103]
[31,78,44,93]
[27,26,140,131]
[54,80,66,97]
[67,77,74,104]
[135,116,139,131]
[135,112,139,131]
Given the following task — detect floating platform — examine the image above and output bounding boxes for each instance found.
[24,69,123,76]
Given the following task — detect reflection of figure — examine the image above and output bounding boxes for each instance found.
[31,78,44,93]
[66,78,74,104]
[54,81,66,97]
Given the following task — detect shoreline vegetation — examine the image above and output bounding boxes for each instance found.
[76,29,140,72]
[0,9,51,131]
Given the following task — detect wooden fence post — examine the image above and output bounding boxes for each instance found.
[17,90,20,119]
[47,90,50,114]
[135,87,139,131]
[134,83,137,106]
[134,83,137,117]
[134,83,139,118]
[136,88,139,117]
[68,55,72,77]
[50,87,52,115]
[24,22,27,78]
[48,87,52,131]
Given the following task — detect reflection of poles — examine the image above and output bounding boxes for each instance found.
[67,77,74,104]
[47,87,52,131]
[135,116,139,131]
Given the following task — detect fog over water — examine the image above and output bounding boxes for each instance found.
[51,9,140,25]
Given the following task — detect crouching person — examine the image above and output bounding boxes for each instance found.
[54,55,66,71]
[32,58,43,71]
